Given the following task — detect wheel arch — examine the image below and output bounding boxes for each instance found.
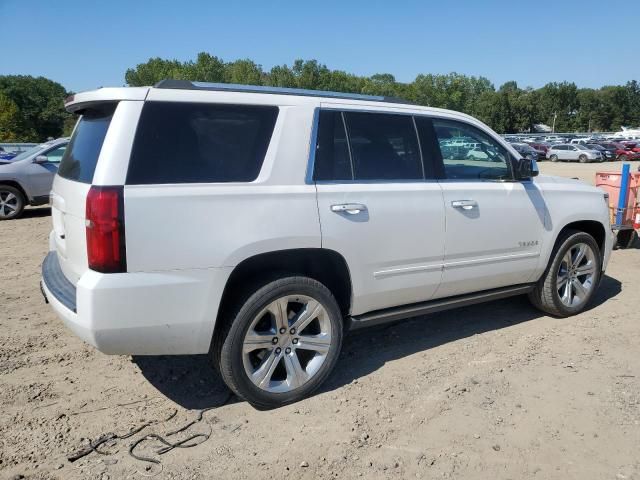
[555,220,606,257]
[0,180,30,203]
[214,248,353,340]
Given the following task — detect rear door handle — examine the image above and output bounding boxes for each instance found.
[451,200,478,210]
[331,203,367,215]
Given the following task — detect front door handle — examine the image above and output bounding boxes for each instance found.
[331,203,367,215]
[451,200,478,210]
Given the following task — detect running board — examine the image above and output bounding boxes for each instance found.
[349,284,535,329]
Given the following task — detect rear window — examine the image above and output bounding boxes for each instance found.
[57,103,117,183]
[126,102,279,184]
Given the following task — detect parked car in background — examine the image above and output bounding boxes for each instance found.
[619,141,640,153]
[0,138,68,219]
[585,143,616,161]
[569,138,589,145]
[599,142,640,161]
[547,144,603,163]
[526,142,550,160]
[510,143,539,161]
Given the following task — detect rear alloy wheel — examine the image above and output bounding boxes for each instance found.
[529,230,601,317]
[618,154,628,162]
[217,276,343,409]
[578,154,588,163]
[550,154,558,162]
[0,186,25,220]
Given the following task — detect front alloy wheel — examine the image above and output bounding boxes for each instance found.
[528,230,601,317]
[556,243,597,307]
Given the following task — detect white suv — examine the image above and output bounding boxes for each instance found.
[42,81,614,408]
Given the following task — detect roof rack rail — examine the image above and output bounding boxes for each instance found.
[153,79,412,105]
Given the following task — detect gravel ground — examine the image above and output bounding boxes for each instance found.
[1,161,639,480]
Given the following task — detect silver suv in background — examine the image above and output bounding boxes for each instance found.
[546,144,603,163]
[0,138,68,219]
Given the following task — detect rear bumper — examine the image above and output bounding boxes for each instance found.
[42,251,232,355]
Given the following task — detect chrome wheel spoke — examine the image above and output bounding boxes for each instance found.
[557,272,569,289]
[251,350,283,388]
[563,251,573,269]
[283,353,308,388]
[572,244,587,266]
[243,332,275,353]
[290,300,322,333]
[562,280,573,305]
[297,333,331,354]
[575,263,595,276]
[573,279,588,300]
[268,298,290,332]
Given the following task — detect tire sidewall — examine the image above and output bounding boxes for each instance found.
[220,277,343,408]
[0,186,25,220]
[548,232,601,316]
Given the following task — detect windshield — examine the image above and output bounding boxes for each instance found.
[7,144,45,162]
[575,144,589,150]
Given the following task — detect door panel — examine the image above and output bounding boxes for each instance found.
[317,183,445,315]
[436,181,546,298]
[430,117,546,298]
[312,108,445,315]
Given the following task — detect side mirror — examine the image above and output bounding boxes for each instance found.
[512,157,538,180]
[34,155,48,164]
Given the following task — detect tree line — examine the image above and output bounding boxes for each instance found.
[1,53,639,142]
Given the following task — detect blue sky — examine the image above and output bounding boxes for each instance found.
[1,0,638,93]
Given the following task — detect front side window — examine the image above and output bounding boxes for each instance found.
[433,119,510,181]
[344,112,423,181]
[127,102,279,184]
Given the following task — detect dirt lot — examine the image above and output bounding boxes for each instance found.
[1,161,639,480]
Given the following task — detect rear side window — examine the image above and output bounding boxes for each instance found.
[126,102,278,184]
[345,112,423,181]
[58,103,117,183]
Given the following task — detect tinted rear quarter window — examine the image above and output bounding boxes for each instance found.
[126,102,279,184]
[313,110,352,181]
[57,103,117,183]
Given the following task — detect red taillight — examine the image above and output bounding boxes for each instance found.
[86,186,126,273]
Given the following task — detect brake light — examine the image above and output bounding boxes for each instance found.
[85,186,126,273]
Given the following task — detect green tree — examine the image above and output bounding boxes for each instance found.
[0,75,70,141]
[0,92,20,141]
[121,52,640,134]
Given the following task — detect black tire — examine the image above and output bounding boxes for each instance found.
[0,185,25,220]
[215,276,343,409]
[578,154,588,163]
[550,154,558,162]
[528,230,601,317]
[615,229,637,249]
[619,154,628,162]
